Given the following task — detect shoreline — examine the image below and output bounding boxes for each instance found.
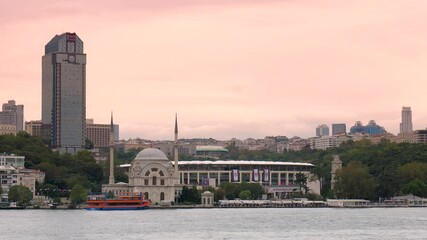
[2,204,427,210]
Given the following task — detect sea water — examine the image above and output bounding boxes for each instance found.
[1,208,426,239]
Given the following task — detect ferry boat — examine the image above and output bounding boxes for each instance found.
[86,192,150,211]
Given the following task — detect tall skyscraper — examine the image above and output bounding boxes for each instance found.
[332,123,346,135]
[316,124,329,137]
[0,100,24,132]
[42,32,86,154]
[400,107,413,134]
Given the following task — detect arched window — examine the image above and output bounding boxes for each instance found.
[152,176,157,186]
[159,171,164,176]
[160,192,165,201]
[145,171,151,176]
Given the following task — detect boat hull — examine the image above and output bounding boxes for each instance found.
[86,206,149,211]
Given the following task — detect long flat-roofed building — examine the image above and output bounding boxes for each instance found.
[120,159,320,199]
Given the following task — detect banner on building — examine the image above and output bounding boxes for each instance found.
[202,178,209,186]
[232,169,239,182]
[253,169,259,182]
[263,169,270,182]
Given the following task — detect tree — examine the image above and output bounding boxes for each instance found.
[179,186,200,204]
[8,185,33,207]
[334,161,375,199]
[399,162,427,184]
[295,172,308,194]
[69,184,87,206]
[239,190,252,200]
[402,179,427,197]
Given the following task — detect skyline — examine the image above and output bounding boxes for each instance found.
[1,0,427,140]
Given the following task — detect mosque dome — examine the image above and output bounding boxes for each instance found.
[135,148,168,161]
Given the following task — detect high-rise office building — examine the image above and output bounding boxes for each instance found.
[332,123,346,135]
[400,107,413,134]
[42,32,86,154]
[316,124,329,137]
[0,100,24,132]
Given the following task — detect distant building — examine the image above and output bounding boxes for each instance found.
[332,123,346,135]
[0,124,16,135]
[400,106,413,134]
[316,124,329,137]
[42,32,86,154]
[0,100,24,132]
[195,145,229,158]
[310,135,351,150]
[349,120,385,135]
[85,119,119,148]
[25,120,42,137]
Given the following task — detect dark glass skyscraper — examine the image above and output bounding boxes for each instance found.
[42,32,86,154]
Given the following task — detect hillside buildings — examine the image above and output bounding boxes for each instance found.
[0,100,24,135]
[42,32,86,154]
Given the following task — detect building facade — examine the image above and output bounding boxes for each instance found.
[86,119,119,148]
[400,106,413,134]
[350,120,385,135]
[42,32,86,154]
[332,123,346,135]
[0,124,16,135]
[0,100,24,132]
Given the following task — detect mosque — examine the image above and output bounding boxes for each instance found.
[102,115,320,205]
[102,115,183,205]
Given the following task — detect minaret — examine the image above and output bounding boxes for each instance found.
[174,113,179,173]
[108,112,115,185]
[331,155,342,190]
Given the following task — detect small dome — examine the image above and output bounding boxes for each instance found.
[135,148,168,161]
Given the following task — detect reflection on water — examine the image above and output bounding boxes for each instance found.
[1,208,427,239]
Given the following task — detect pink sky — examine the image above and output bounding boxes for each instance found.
[1,0,427,140]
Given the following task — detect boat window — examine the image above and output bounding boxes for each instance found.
[159,171,164,176]
[152,176,157,185]
[145,171,150,176]
[160,192,165,201]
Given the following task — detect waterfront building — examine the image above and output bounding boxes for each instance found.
[0,166,19,202]
[332,123,346,135]
[400,106,413,134]
[42,32,86,154]
[102,116,183,205]
[0,154,25,168]
[316,124,329,137]
[0,100,23,132]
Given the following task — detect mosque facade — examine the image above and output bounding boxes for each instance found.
[102,116,183,205]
